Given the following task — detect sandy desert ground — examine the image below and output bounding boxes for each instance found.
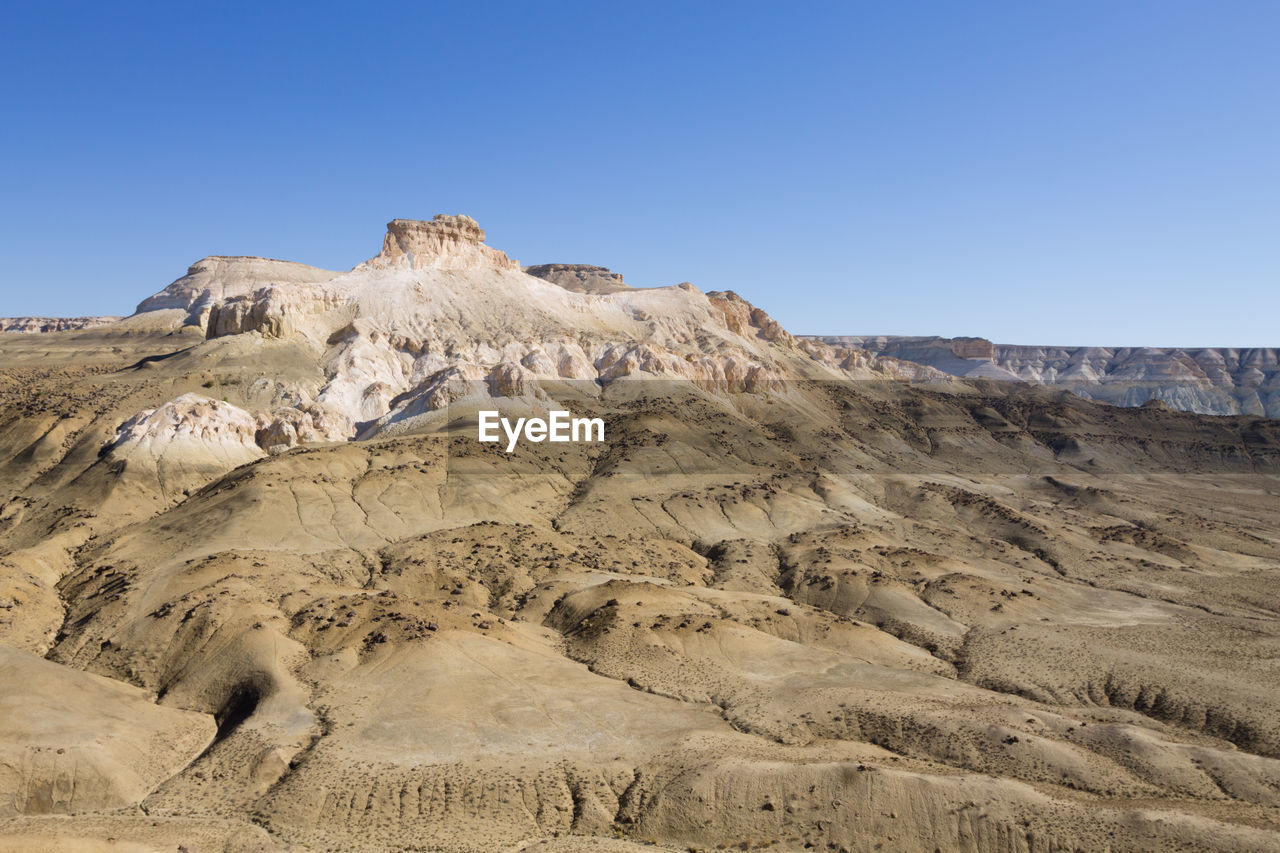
[1,218,1278,852]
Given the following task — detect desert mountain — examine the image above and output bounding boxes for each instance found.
[0,317,121,333]
[813,335,1280,417]
[0,217,1279,852]
[94,215,938,468]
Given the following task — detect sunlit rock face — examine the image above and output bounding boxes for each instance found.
[813,335,1280,416]
[101,393,266,494]
[0,316,121,333]
[135,256,339,330]
[524,263,629,294]
[360,215,521,272]
[120,215,932,451]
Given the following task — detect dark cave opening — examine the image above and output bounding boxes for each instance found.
[213,682,262,743]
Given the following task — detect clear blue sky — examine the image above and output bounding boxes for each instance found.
[1,1,1276,346]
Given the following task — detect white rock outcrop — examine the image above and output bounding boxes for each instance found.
[358,215,520,272]
[105,393,266,472]
[255,403,353,453]
[122,215,939,451]
[135,255,338,329]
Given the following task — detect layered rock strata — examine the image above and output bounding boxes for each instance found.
[813,335,1280,416]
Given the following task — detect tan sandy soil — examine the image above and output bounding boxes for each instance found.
[1,225,1279,851]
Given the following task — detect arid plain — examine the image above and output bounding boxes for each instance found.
[1,217,1278,852]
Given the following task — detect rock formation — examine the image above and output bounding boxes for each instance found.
[134,255,338,329]
[813,335,1280,416]
[113,216,933,461]
[0,317,120,333]
[101,393,267,496]
[360,215,520,272]
[525,263,630,294]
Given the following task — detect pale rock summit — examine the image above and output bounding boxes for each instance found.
[135,255,338,330]
[119,215,930,460]
[358,215,520,272]
[105,393,266,476]
[525,263,630,294]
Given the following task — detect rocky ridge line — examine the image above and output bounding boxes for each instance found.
[101,215,941,466]
[811,335,1280,417]
[1,317,122,333]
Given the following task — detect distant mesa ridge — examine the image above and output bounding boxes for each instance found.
[808,335,1280,417]
[3,215,1276,421]
[0,316,121,333]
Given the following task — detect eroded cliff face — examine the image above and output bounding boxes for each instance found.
[813,335,1280,417]
[106,216,935,468]
[133,255,339,330]
[0,316,121,333]
[360,215,521,272]
[524,263,629,294]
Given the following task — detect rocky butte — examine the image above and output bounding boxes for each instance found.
[83,214,939,467]
[524,263,630,294]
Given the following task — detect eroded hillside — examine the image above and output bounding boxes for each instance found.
[1,219,1279,852]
